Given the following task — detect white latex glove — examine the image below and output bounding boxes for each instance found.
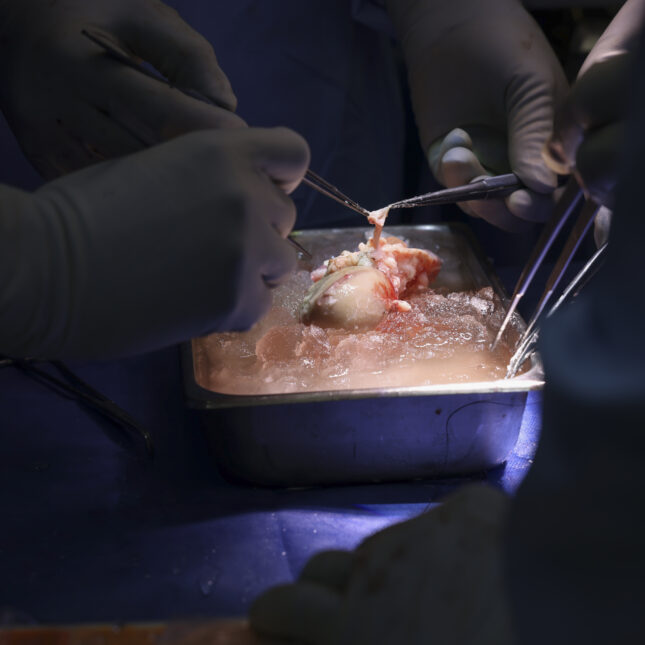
[386,0,569,232]
[250,486,513,645]
[0,127,309,360]
[544,0,645,214]
[0,0,245,180]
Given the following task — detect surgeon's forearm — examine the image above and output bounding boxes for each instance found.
[0,185,73,358]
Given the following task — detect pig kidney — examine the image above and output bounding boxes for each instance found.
[300,266,395,331]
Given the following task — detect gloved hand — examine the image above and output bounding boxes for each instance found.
[0,127,309,360]
[250,485,513,645]
[386,0,569,232]
[0,0,245,180]
[544,0,645,212]
[506,19,645,640]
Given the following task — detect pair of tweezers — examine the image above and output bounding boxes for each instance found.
[304,171,523,217]
[389,173,524,210]
[493,177,601,366]
[300,172,523,222]
[301,170,371,217]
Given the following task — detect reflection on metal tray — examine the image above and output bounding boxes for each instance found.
[182,223,543,487]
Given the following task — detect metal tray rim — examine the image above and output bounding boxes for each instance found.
[182,342,543,410]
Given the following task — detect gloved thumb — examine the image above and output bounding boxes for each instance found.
[507,76,562,194]
[578,0,645,78]
[113,1,237,111]
[545,55,631,177]
[251,126,311,195]
[543,0,643,174]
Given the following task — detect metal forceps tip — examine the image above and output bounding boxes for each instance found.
[302,170,372,218]
[496,177,602,375]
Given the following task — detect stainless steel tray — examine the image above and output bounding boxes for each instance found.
[182,223,543,487]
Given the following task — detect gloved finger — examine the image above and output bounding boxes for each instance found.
[113,2,237,110]
[258,180,299,239]
[440,150,532,231]
[577,0,644,78]
[440,146,492,184]
[223,269,275,332]
[298,550,356,592]
[429,127,509,184]
[42,102,155,172]
[427,128,473,181]
[92,59,246,146]
[17,103,161,180]
[507,80,561,194]
[260,235,298,289]
[435,141,535,231]
[19,117,110,179]
[575,121,623,208]
[436,146,486,217]
[249,582,340,645]
[542,108,582,176]
[546,56,631,174]
[506,188,554,224]
[459,124,510,175]
[249,127,311,195]
[240,182,298,287]
[570,56,631,130]
[594,205,612,248]
[470,194,534,233]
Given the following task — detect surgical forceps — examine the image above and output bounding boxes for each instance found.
[304,171,523,221]
[301,170,371,218]
[506,241,607,377]
[388,173,524,210]
[494,177,602,376]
